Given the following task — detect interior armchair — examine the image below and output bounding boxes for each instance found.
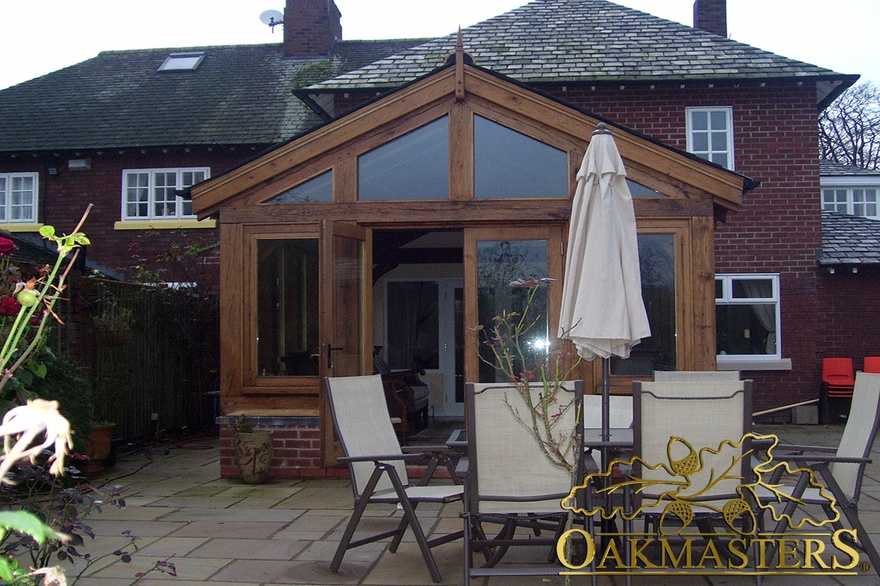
[373,353,430,437]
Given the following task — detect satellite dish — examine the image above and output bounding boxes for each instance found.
[259,9,284,31]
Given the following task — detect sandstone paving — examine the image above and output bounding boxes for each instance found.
[64,424,880,585]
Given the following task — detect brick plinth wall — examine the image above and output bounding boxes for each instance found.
[218,415,345,479]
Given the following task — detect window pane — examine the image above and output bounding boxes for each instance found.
[710,110,728,129]
[716,304,776,356]
[386,281,439,370]
[358,116,449,200]
[257,239,320,376]
[612,234,676,375]
[153,172,178,217]
[10,176,34,221]
[691,111,708,131]
[627,179,665,197]
[476,240,548,383]
[692,134,709,152]
[474,115,568,198]
[712,153,728,168]
[711,131,727,151]
[0,177,6,221]
[271,170,333,203]
[732,278,773,300]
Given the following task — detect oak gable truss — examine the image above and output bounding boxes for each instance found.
[191,61,747,223]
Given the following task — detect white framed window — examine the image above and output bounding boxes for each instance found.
[686,107,734,170]
[821,186,879,218]
[716,273,780,361]
[121,168,208,221]
[0,172,38,223]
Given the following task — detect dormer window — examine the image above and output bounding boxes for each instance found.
[158,52,205,72]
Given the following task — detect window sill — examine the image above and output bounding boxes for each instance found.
[0,223,43,232]
[114,219,216,230]
[717,358,792,371]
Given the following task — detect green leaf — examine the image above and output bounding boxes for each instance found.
[0,558,16,581]
[0,510,65,544]
[38,225,56,238]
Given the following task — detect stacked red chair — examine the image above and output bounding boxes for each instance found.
[821,357,855,423]
[864,356,880,373]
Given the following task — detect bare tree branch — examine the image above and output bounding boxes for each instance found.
[820,81,880,169]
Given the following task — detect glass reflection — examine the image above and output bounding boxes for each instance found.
[476,240,549,383]
[256,239,320,376]
[358,116,449,201]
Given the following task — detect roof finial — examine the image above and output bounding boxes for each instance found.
[454,27,465,101]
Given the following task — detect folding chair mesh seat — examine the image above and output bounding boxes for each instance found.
[325,375,462,583]
[632,379,755,537]
[756,371,880,577]
[653,370,740,381]
[463,380,583,585]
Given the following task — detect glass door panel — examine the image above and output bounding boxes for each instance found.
[256,239,320,377]
[610,233,677,375]
[476,240,549,383]
[464,226,564,386]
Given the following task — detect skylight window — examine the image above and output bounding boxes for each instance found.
[158,52,205,72]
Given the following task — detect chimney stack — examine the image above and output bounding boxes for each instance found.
[693,0,727,38]
[283,0,342,58]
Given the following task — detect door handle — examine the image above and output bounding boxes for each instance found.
[326,344,343,369]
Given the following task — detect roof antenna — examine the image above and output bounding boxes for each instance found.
[259,9,284,33]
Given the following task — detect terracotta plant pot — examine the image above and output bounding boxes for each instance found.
[83,422,116,474]
[235,431,273,484]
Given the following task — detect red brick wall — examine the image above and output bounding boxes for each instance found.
[816,269,880,369]
[283,0,342,58]
[219,420,344,479]
[3,147,245,292]
[535,80,822,411]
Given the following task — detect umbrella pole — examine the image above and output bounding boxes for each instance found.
[601,356,611,442]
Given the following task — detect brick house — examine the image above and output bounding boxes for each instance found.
[0,0,868,477]
[818,161,880,366]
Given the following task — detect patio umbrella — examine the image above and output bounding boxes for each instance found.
[559,123,651,443]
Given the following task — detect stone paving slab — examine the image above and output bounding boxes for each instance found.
[63,424,880,585]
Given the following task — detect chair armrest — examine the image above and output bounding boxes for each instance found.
[782,454,872,464]
[338,453,423,464]
[402,445,452,454]
[769,443,837,453]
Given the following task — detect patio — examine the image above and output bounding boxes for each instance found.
[69,423,880,585]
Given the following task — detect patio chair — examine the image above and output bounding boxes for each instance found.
[324,375,463,583]
[632,379,756,538]
[821,357,855,423]
[653,370,740,381]
[864,356,880,373]
[583,394,632,429]
[756,371,880,577]
[463,380,584,585]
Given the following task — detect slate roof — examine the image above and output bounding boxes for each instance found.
[0,39,427,153]
[0,0,856,154]
[308,0,854,93]
[820,160,880,177]
[820,211,880,267]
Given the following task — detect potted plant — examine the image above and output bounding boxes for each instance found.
[233,415,273,484]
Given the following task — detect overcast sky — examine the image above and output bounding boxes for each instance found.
[0,1,876,91]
